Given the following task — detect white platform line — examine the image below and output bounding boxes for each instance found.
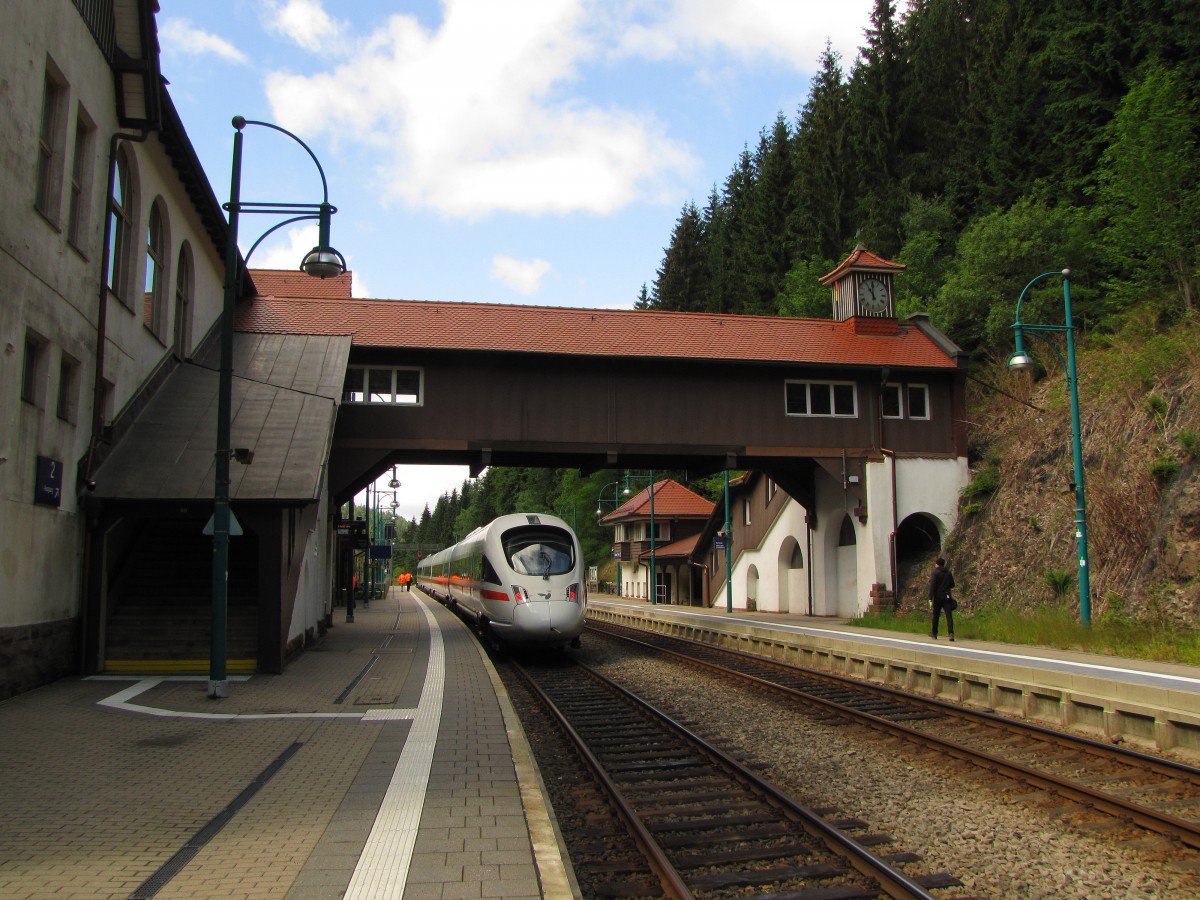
[344,595,444,899]
[89,676,364,720]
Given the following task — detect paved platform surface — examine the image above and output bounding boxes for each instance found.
[0,589,573,900]
[8,589,1198,899]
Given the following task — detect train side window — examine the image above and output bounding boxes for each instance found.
[480,556,501,584]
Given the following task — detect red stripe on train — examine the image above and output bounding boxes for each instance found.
[479,588,510,602]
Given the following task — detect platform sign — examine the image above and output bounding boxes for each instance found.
[34,456,63,507]
[369,544,391,560]
[337,520,369,547]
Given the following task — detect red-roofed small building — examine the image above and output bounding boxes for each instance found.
[599,479,715,603]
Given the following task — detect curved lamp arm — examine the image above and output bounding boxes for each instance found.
[1008,268,1072,370]
[1006,266,1091,628]
[224,116,345,279]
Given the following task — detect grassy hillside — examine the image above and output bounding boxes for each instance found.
[924,308,1200,631]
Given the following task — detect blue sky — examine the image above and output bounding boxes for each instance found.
[159,0,876,521]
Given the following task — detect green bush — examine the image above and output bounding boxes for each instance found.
[1178,430,1199,459]
[962,466,1000,499]
[1043,568,1074,599]
[1150,455,1181,485]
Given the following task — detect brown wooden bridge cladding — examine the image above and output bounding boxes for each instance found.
[328,345,966,510]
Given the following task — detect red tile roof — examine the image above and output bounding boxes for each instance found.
[600,480,715,524]
[249,268,354,300]
[819,246,906,285]
[641,533,702,560]
[235,296,958,369]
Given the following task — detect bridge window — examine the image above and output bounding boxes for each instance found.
[785,380,856,417]
[882,383,930,420]
[342,366,423,405]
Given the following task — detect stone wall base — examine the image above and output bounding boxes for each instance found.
[0,619,80,701]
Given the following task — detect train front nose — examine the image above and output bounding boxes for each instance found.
[510,583,584,642]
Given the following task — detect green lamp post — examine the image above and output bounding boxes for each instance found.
[1007,268,1092,627]
[209,116,345,699]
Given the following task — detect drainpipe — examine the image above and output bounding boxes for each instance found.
[649,470,656,604]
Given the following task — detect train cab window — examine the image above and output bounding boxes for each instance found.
[503,526,575,576]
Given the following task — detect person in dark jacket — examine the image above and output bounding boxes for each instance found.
[928,557,956,641]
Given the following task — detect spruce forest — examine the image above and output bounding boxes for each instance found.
[393,0,1200,625]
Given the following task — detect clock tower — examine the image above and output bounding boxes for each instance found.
[819,245,905,324]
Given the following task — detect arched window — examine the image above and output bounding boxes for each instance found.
[143,200,167,335]
[173,242,193,358]
[106,147,136,304]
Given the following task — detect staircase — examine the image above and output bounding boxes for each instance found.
[104,519,259,673]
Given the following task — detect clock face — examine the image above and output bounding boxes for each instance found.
[857,276,889,313]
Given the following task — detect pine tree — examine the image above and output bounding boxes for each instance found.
[846,0,909,255]
[651,201,708,310]
[794,42,852,261]
[742,113,799,315]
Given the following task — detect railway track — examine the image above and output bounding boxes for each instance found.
[510,653,964,899]
[586,619,1200,853]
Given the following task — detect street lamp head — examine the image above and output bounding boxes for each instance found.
[301,245,346,279]
[1007,349,1034,370]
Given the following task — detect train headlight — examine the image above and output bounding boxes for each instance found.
[567,583,581,603]
[511,585,530,604]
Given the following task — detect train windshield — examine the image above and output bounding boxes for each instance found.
[502,526,575,576]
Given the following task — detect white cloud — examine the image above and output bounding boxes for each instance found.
[159,19,248,64]
[616,0,873,69]
[264,0,347,53]
[371,465,473,525]
[264,0,696,219]
[244,224,318,271]
[491,256,552,296]
[350,271,371,299]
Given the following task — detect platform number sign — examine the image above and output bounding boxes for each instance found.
[35,456,63,507]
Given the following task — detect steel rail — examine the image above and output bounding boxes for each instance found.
[509,661,694,899]
[513,656,938,899]
[590,621,1200,850]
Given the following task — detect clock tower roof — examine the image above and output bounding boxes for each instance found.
[819,245,906,286]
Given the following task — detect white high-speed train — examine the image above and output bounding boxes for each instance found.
[415,513,586,647]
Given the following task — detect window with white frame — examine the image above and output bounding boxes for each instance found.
[106,147,135,304]
[342,366,423,405]
[907,384,930,419]
[785,380,857,417]
[882,382,930,420]
[66,107,95,252]
[35,66,67,223]
[743,497,751,526]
